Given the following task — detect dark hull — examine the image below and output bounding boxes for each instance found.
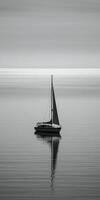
[35,126,61,132]
[34,126,61,136]
[35,131,61,137]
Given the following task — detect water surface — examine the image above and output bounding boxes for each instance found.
[0,86,99,199]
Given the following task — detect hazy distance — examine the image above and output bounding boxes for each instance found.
[0,0,100,68]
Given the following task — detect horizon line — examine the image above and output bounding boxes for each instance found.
[0,68,100,76]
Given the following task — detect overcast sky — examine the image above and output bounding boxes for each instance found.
[0,0,100,68]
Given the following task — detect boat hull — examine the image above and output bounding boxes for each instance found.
[34,131,61,137]
[34,125,61,136]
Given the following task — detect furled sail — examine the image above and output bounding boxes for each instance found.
[52,87,59,125]
[51,75,59,125]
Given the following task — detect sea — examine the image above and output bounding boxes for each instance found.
[0,75,99,200]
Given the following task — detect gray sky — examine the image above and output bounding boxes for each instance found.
[0,0,100,68]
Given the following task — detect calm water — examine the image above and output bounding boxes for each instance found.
[0,86,99,200]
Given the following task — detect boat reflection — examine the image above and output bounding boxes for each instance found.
[34,131,61,190]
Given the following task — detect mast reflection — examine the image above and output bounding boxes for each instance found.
[34,131,61,190]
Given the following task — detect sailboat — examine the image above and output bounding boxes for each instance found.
[34,75,61,134]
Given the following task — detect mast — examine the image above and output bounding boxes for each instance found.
[51,75,53,124]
